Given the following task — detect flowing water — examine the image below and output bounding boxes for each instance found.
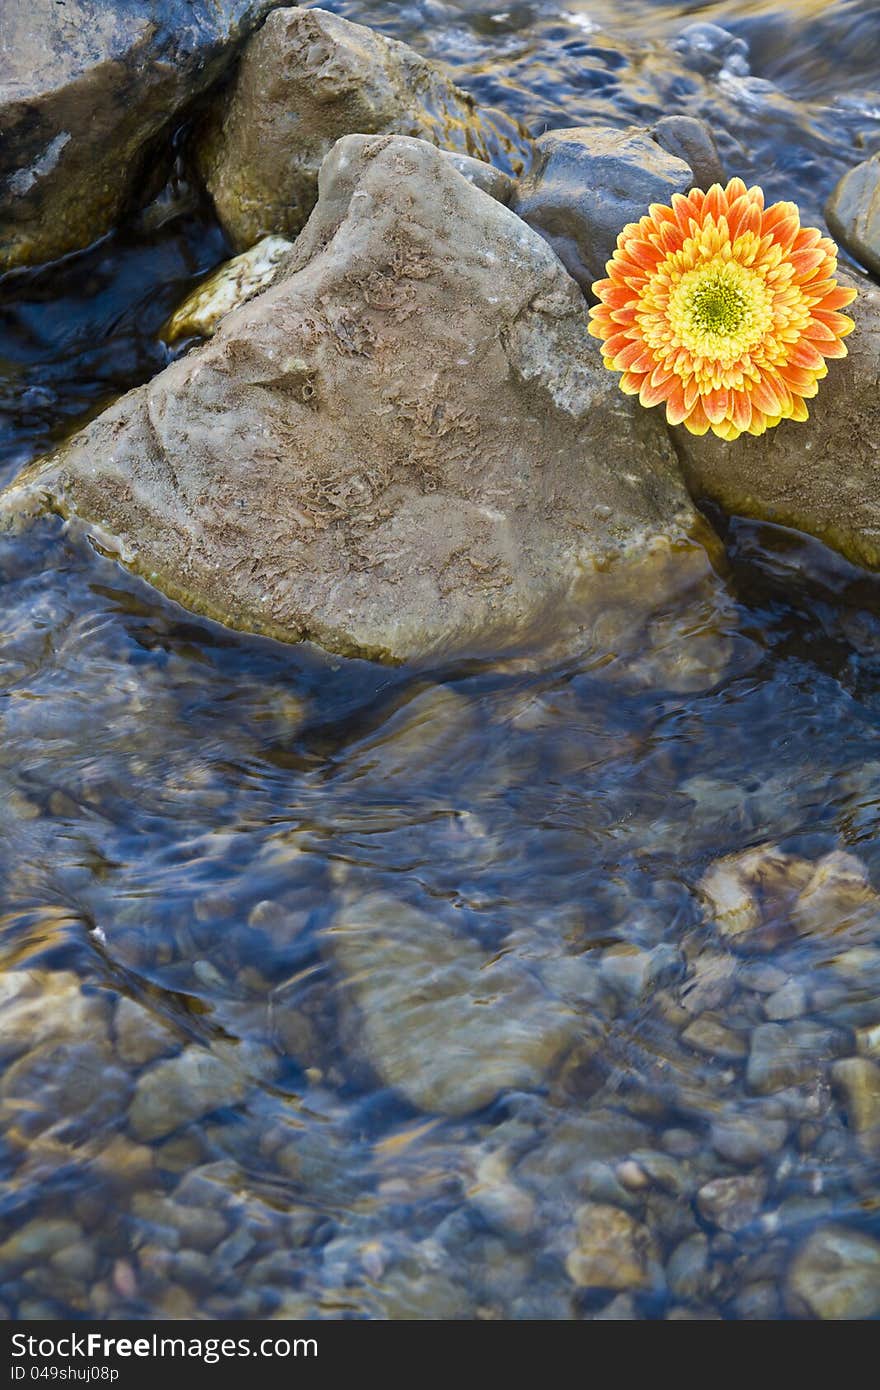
[1,0,880,1320]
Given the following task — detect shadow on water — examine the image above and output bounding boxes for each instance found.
[1,0,880,1321]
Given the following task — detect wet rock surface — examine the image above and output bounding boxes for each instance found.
[195,6,529,250]
[565,1204,656,1291]
[326,892,579,1115]
[826,155,880,282]
[8,133,696,662]
[650,116,724,193]
[129,1047,251,1141]
[510,125,694,293]
[163,236,294,345]
[788,1227,880,1319]
[0,0,281,271]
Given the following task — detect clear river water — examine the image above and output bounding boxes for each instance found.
[1,0,880,1320]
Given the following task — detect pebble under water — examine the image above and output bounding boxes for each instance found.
[2,0,880,1321]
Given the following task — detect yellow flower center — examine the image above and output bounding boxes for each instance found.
[687,275,748,335]
[667,257,773,362]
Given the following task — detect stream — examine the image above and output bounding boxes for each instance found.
[1,0,880,1320]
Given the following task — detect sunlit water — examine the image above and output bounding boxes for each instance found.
[1,1,879,1320]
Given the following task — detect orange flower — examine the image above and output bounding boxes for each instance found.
[588,178,857,439]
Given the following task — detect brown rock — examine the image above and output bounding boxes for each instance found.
[7,134,698,663]
[195,6,528,249]
[826,156,880,282]
[565,1203,654,1290]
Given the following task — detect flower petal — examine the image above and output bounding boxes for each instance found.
[702,387,730,425]
[682,398,711,436]
[639,375,671,408]
[664,382,689,426]
[730,390,752,434]
[816,284,858,311]
[811,308,856,338]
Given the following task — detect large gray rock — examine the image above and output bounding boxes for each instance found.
[511,126,695,293]
[326,892,579,1115]
[0,0,282,271]
[675,271,880,573]
[6,134,697,663]
[826,156,880,282]
[195,6,529,250]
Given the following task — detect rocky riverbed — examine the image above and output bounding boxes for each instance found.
[2,0,880,1322]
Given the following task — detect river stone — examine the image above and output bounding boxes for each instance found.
[697,844,813,952]
[666,1232,709,1302]
[325,892,578,1116]
[510,126,694,292]
[0,1219,81,1275]
[7,134,697,663]
[787,1226,880,1319]
[826,156,880,282]
[565,1203,654,1291]
[650,116,724,192]
[696,1174,766,1232]
[129,1046,250,1141]
[1,1039,131,1140]
[0,0,282,271]
[791,850,880,945]
[674,270,880,573]
[163,236,294,344]
[831,1056,880,1152]
[710,1113,788,1166]
[747,1020,850,1095]
[195,6,528,250]
[0,969,110,1062]
[681,1013,748,1061]
[114,995,178,1067]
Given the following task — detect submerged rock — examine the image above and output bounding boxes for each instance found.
[7,134,698,662]
[195,6,528,250]
[0,969,110,1063]
[792,850,880,945]
[2,1039,131,1143]
[565,1203,656,1291]
[747,1020,849,1095]
[0,0,280,271]
[698,844,813,952]
[826,155,880,281]
[129,1047,250,1141]
[787,1226,880,1319]
[510,126,695,293]
[831,1056,880,1153]
[675,271,880,574]
[695,1174,765,1232]
[0,1220,82,1276]
[325,892,579,1115]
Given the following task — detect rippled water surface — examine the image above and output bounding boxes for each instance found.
[1,0,880,1321]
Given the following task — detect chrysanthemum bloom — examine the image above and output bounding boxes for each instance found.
[588,178,857,440]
